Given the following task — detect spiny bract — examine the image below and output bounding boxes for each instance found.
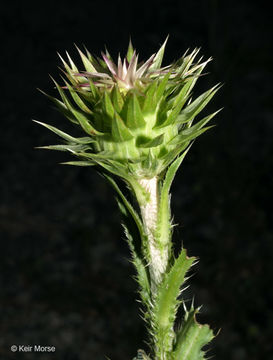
[36,38,220,180]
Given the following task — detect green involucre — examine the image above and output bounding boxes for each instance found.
[36,39,220,180]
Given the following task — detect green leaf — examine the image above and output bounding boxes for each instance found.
[65,51,79,72]
[61,160,95,166]
[69,108,98,135]
[182,58,212,95]
[111,85,124,113]
[152,249,195,357]
[122,221,151,308]
[172,307,214,360]
[103,91,115,118]
[172,80,193,109]
[142,81,158,114]
[158,141,190,172]
[52,78,101,136]
[141,150,158,173]
[150,36,169,70]
[37,144,91,153]
[77,151,116,161]
[88,78,100,99]
[130,181,152,209]
[137,134,164,148]
[111,112,134,142]
[126,38,134,62]
[38,88,77,124]
[124,94,146,129]
[75,45,97,73]
[177,84,221,125]
[169,127,213,146]
[162,104,183,128]
[155,147,191,251]
[180,109,221,135]
[33,120,95,144]
[65,81,93,114]
[104,174,147,249]
[153,80,193,129]
[73,137,96,144]
[155,71,171,102]
[84,47,101,69]
[58,52,79,81]
[176,48,200,76]
[104,174,150,307]
[92,159,130,180]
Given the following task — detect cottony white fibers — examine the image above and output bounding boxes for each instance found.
[139,177,168,287]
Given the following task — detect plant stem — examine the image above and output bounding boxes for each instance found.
[138,177,169,291]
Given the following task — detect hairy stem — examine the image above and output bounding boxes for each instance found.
[138,177,169,290]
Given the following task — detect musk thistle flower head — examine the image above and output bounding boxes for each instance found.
[36,38,220,186]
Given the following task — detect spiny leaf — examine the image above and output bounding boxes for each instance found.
[137,134,164,148]
[122,221,151,308]
[155,146,192,250]
[65,51,79,72]
[103,91,115,118]
[38,88,77,124]
[159,141,190,172]
[77,151,116,161]
[111,85,124,113]
[153,80,193,129]
[37,144,91,153]
[65,81,93,114]
[52,79,101,135]
[152,249,195,356]
[176,48,200,75]
[61,160,95,166]
[183,58,212,95]
[58,52,78,82]
[103,174,150,307]
[172,307,214,360]
[33,120,95,144]
[150,36,169,70]
[75,45,97,73]
[70,107,99,135]
[180,109,221,135]
[142,150,157,172]
[126,38,134,62]
[155,71,171,102]
[91,159,131,181]
[142,81,158,114]
[177,84,221,125]
[111,112,134,142]
[124,94,146,129]
[172,78,195,108]
[70,136,95,144]
[84,47,101,69]
[88,78,100,99]
[104,174,147,249]
[169,127,213,146]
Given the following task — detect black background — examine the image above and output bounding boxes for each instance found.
[1,1,272,359]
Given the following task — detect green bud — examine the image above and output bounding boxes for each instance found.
[37,38,221,180]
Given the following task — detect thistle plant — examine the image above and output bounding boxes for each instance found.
[35,38,221,360]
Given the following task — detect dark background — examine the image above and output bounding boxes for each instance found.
[1,1,272,359]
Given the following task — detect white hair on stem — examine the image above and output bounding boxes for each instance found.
[138,177,168,290]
